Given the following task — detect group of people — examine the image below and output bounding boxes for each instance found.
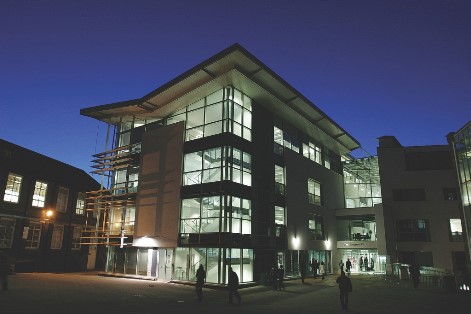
[194,261,354,311]
[195,264,241,304]
[339,256,375,274]
[310,259,326,280]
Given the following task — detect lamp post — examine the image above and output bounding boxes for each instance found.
[40,209,55,272]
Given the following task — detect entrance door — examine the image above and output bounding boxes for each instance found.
[157,248,174,281]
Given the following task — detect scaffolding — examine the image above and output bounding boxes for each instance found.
[82,143,141,247]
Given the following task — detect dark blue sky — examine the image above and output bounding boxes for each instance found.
[1,0,470,177]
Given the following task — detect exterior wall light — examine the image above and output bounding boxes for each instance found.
[324,239,331,250]
[292,236,300,249]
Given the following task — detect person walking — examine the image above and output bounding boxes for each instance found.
[336,270,352,311]
[300,258,306,284]
[195,264,206,302]
[359,256,364,271]
[278,265,285,290]
[0,251,9,291]
[346,258,352,275]
[319,261,326,280]
[313,259,319,279]
[339,259,344,273]
[228,267,241,304]
[409,264,420,288]
[271,266,278,291]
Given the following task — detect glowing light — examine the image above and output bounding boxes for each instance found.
[292,236,300,249]
[325,239,332,250]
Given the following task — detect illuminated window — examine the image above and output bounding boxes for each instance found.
[180,196,251,235]
[26,222,42,249]
[167,86,252,142]
[449,218,463,241]
[0,218,15,248]
[75,193,86,215]
[275,206,285,225]
[308,179,321,205]
[50,224,64,249]
[183,147,251,187]
[275,165,285,196]
[32,181,47,207]
[56,187,69,212]
[3,173,22,203]
[303,142,322,164]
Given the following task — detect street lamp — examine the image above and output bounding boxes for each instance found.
[43,209,54,222]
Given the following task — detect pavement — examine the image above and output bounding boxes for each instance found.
[0,272,469,314]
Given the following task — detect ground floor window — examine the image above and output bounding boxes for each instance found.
[105,246,254,284]
[0,218,15,248]
[174,247,253,284]
[338,249,386,273]
[283,250,331,277]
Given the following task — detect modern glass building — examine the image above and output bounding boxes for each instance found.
[337,156,386,274]
[80,44,360,283]
[449,121,471,273]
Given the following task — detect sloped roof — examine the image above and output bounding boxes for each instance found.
[80,43,360,153]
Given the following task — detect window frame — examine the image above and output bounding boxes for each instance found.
[56,187,69,212]
[25,221,42,249]
[32,180,48,208]
[3,173,22,203]
[50,224,64,249]
[0,218,16,248]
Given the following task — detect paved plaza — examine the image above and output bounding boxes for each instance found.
[0,272,469,314]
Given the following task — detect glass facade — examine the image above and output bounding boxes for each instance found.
[183,147,251,186]
[452,121,471,262]
[167,87,252,142]
[343,156,382,208]
[339,249,384,273]
[337,215,376,241]
[180,195,251,235]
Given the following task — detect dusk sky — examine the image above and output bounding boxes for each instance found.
[1,0,470,179]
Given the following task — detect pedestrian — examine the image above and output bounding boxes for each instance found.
[300,258,306,283]
[319,261,326,280]
[195,264,206,302]
[339,259,344,273]
[336,270,352,311]
[359,256,364,271]
[271,266,278,291]
[364,256,369,271]
[0,251,8,291]
[278,265,285,290]
[346,258,352,275]
[409,264,420,288]
[228,267,241,304]
[314,259,319,279]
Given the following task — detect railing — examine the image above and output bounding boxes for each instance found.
[391,263,469,293]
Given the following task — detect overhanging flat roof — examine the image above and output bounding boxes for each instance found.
[80,43,360,154]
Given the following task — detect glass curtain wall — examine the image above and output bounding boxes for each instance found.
[174,247,253,284]
[183,147,251,186]
[180,195,251,235]
[343,156,382,208]
[337,216,376,241]
[452,122,471,263]
[166,86,252,142]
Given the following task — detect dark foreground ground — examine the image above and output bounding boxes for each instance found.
[0,272,469,314]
